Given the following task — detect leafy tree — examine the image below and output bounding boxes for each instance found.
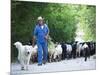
[11,1,96,61]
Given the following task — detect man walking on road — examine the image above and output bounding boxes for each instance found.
[32,16,49,66]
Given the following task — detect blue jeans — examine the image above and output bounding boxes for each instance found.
[37,41,48,64]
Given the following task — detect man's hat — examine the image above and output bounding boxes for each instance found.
[37,16,44,20]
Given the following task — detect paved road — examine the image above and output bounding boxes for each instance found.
[11,57,96,75]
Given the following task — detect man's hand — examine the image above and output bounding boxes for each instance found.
[44,35,49,40]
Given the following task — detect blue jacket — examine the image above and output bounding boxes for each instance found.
[33,24,49,43]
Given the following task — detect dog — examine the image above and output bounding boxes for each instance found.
[14,41,36,70]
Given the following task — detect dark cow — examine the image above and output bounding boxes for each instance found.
[82,43,90,61]
[71,42,77,59]
[84,41,96,56]
[61,43,67,60]
[89,42,96,56]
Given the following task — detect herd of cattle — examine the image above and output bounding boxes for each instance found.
[28,41,96,63]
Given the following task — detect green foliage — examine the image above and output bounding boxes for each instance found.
[11,1,96,61]
[77,6,96,41]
